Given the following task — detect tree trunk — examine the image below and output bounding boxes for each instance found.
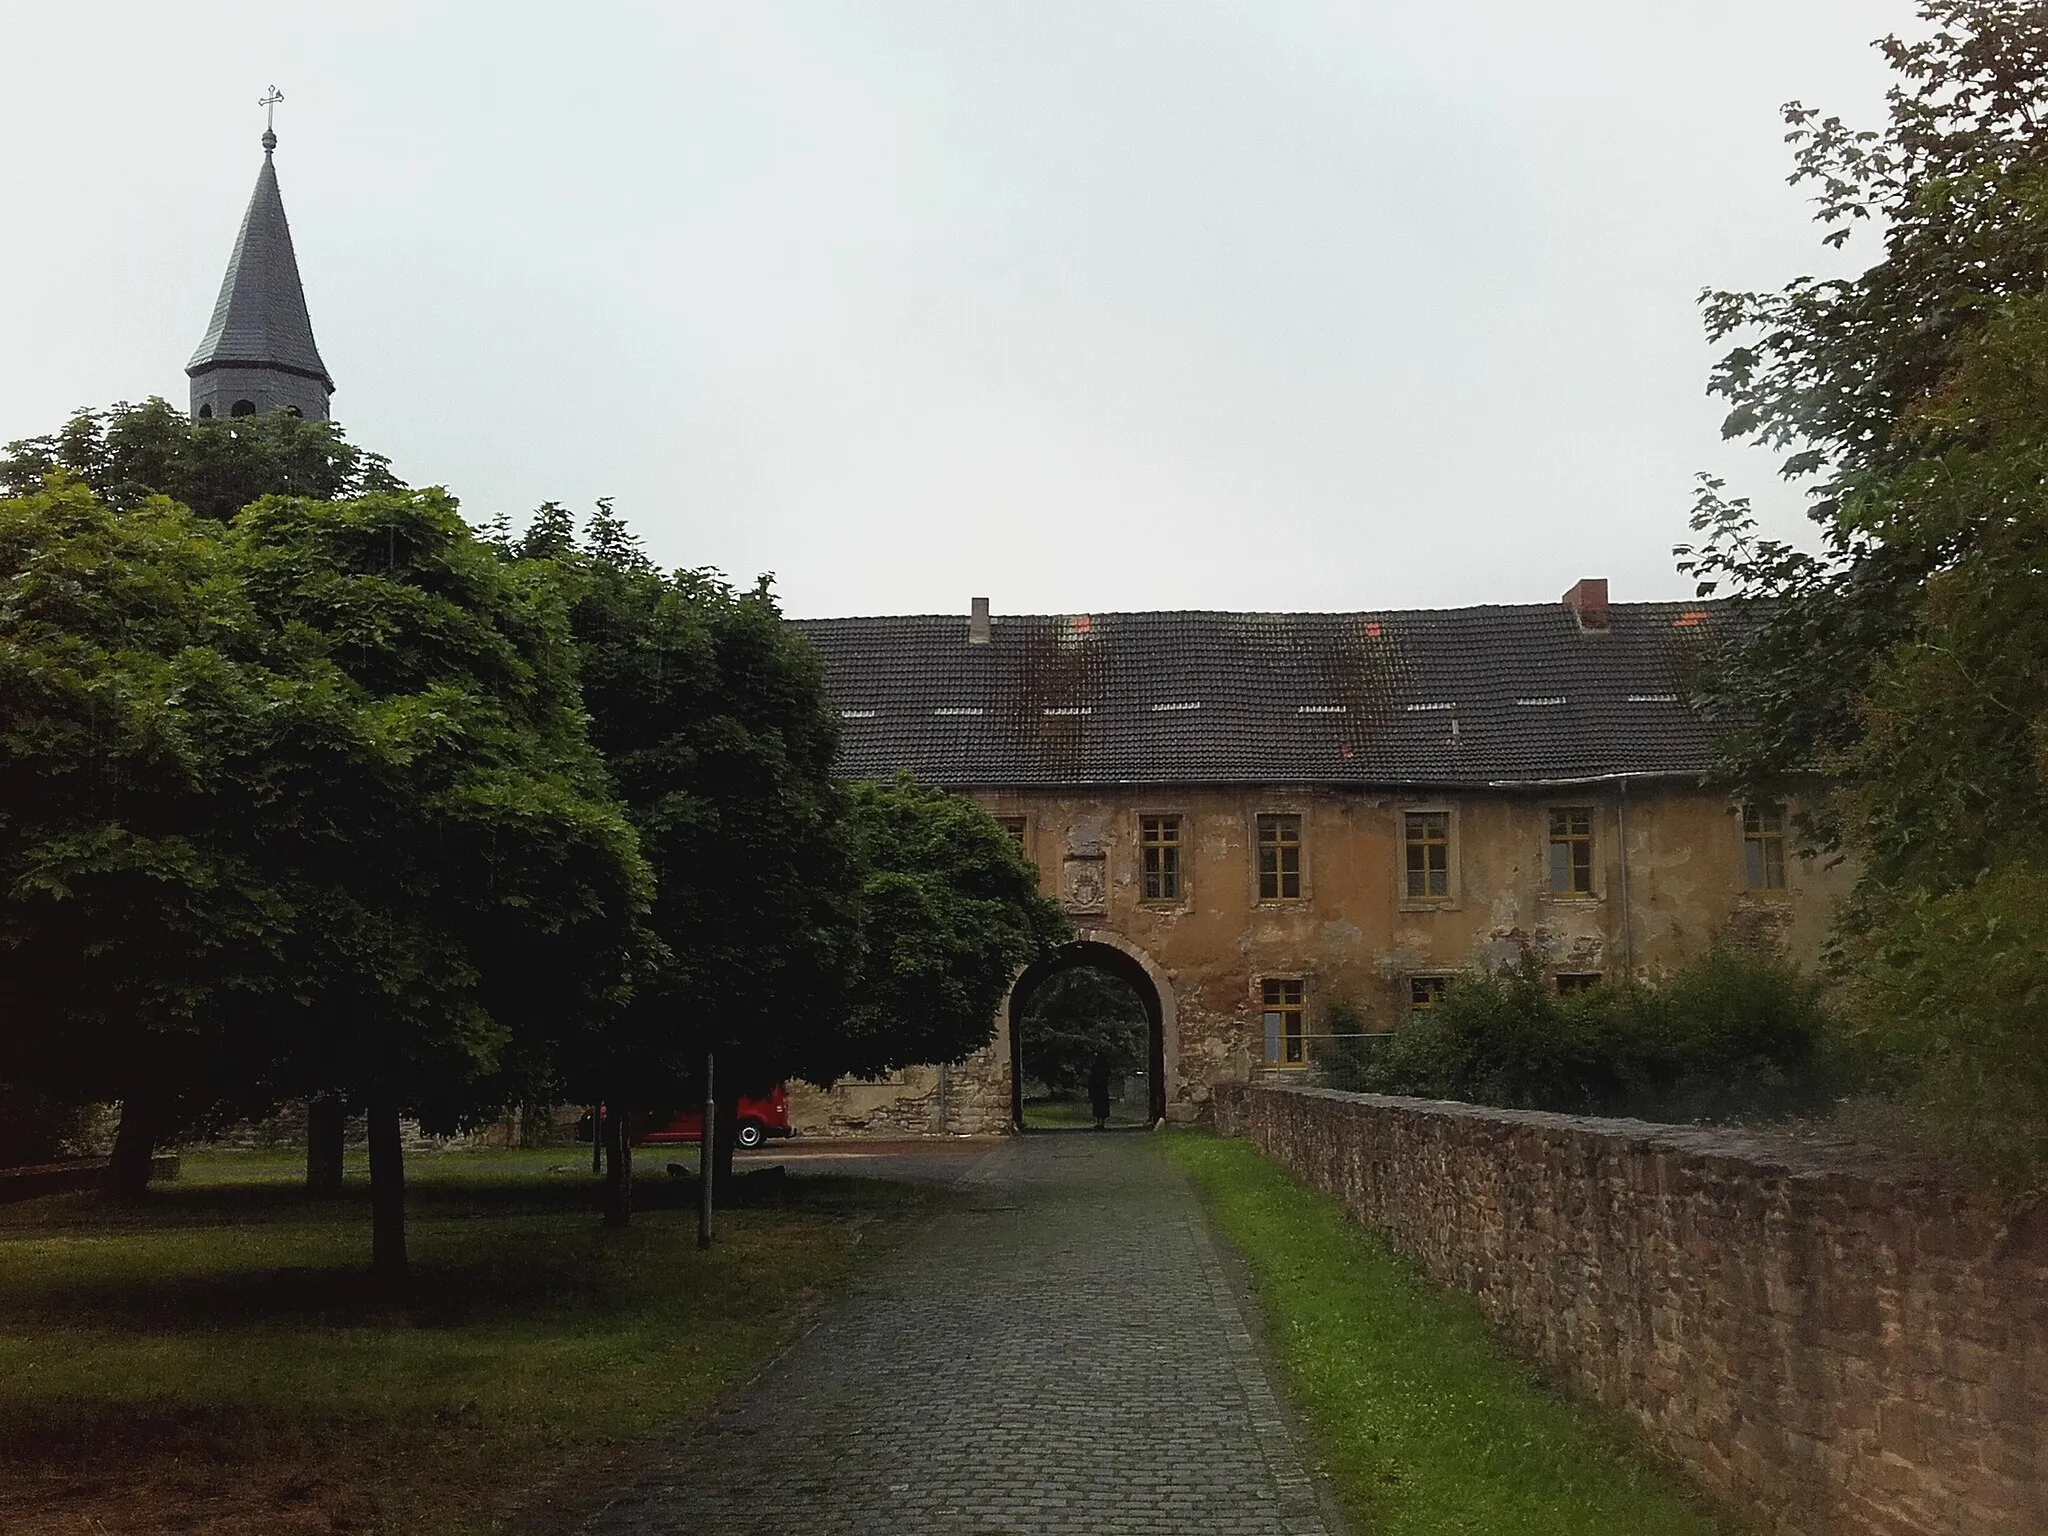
[109,1097,157,1203]
[306,1093,346,1198]
[367,1097,407,1279]
[602,1104,633,1228]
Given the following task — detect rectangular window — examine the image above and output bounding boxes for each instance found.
[1404,811,1451,899]
[1547,807,1595,895]
[997,816,1027,845]
[1257,814,1302,900]
[1555,972,1602,997]
[1409,975,1448,1013]
[1743,804,1787,891]
[1140,815,1182,901]
[1261,978,1306,1066]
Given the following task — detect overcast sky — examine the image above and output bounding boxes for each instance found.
[1,2,1916,618]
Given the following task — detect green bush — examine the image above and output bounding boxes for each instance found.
[1643,946,1836,1121]
[1359,948,1836,1124]
[1309,1000,1386,1092]
[1841,865,2048,1191]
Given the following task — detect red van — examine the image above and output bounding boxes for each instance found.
[636,1084,793,1151]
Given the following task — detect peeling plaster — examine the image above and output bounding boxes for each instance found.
[803,784,1853,1131]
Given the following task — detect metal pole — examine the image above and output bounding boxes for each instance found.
[697,1049,716,1249]
[591,1104,603,1176]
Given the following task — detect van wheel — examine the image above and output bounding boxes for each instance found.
[736,1120,765,1150]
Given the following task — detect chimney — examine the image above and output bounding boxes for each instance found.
[1562,577,1610,632]
[969,596,991,645]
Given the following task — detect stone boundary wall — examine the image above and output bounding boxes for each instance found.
[1212,1084,2046,1536]
[786,1045,1011,1138]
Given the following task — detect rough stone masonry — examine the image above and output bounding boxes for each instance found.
[1214,1084,2047,1536]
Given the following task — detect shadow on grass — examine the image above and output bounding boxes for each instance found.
[0,1156,931,1535]
[0,1169,929,1334]
[0,1396,432,1466]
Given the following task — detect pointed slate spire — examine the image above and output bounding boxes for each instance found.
[187,107,334,422]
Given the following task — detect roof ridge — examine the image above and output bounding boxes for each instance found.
[793,598,1729,624]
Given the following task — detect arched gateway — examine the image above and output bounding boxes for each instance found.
[1004,930,1174,1130]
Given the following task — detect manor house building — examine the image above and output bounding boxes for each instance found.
[786,582,1848,1134]
[174,120,1842,1139]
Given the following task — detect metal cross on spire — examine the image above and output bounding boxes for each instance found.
[259,85,283,153]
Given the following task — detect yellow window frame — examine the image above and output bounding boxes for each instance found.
[1743,804,1787,891]
[1547,807,1595,895]
[1140,815,1182,902]
[1257,814,1302,900]
[1404,811,1451,899]
[1261,977,1307,1067]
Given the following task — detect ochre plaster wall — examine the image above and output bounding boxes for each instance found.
[793,781,1850,1133]
[977,782,1848,1122]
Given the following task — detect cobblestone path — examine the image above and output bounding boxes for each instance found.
[580,1132,1341,1536]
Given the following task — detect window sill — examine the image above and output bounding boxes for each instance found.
[1539,893,1603,906]
[1738,888,1792,901]
[1398,899,1459,914]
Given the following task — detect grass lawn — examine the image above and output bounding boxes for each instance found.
[1019,1093,1149,1130]
[1166,1132,1727,1536]
[0,1147,929,1535]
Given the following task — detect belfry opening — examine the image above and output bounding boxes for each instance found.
[1007,940,1169,1131]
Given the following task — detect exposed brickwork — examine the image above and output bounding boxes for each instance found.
[1214,1084,2048,1536]
[200,1102,541,1154]
[786,1042,1012,1137]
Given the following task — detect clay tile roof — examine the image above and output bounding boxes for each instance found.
[792,603,1734,788]
[186,155,333,389]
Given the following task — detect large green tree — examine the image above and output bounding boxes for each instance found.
[1,399,401,523]
[0,479,301,1193]
[231,488,649,1269]
[518,510,1062,1214]
[5,399,409,1196]
[1827,294,2048,1181]
[503,510,858,1218]
[1680,1,2048,805]
[0,477,648,1265]
[1679,1,2048,1181]
[840,776,1067,1083]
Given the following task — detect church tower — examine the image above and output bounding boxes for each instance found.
[187,94,334,422]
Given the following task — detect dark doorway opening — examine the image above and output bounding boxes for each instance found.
[1008,940,1168,1131]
